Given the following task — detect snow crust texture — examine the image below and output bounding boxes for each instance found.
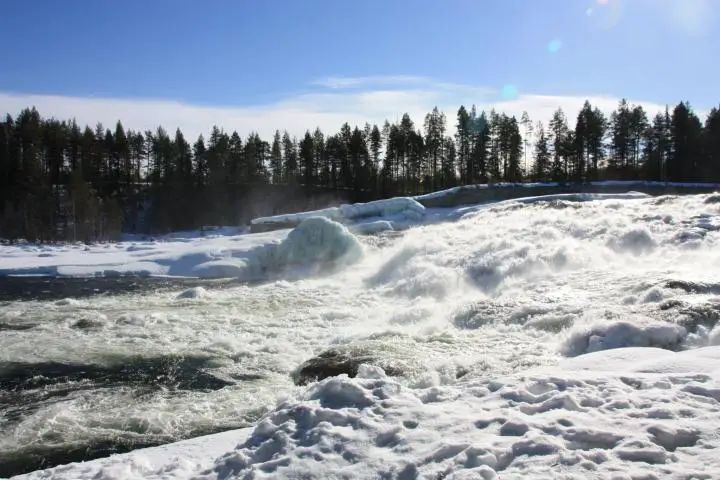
[195,348,720,479]
[20,348,720,480]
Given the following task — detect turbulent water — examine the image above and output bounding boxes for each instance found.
[2,192,720,477]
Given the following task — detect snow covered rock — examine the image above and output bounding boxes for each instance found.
[560,320,687,357]
[272,216,363,269]
[292,346,405,386]
[250,197,426,233]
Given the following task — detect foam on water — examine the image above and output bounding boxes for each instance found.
[3,192,720,476]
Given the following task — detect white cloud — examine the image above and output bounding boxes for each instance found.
[0,77,680,142]
[311,75,432,89]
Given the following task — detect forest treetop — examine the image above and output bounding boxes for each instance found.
[1,98,718,242]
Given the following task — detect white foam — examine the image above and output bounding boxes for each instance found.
[6,191,720,479]
[29,347,719,480]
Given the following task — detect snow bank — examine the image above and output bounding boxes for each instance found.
[250,206,343,226]
[0,218,363,280]
[190,217,364,280]
[250,197,426,230]
[339,197,426,221]
[452,191,650,218]
[560,320,687,357]
[272,216,363,268]
[28,346,720,479]
[414,180,720,203]
[198,346,720,479]
[14,428,253,480]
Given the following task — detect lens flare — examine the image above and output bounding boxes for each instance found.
[501,84,518,100]
[547,39,563,53]
[591,0,623,30]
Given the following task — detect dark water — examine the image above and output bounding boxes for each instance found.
[0,275,240,303]
[0,276,248,478]
[0,356,241,477]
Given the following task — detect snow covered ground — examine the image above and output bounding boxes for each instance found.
[413,180,720,202]
[4,190,720,479]
[15,348,720,479]
[0,197,430,279]
[0,192,653,280]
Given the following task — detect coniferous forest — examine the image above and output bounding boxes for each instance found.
[1,99,720,242]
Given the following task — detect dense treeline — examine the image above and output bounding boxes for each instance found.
[1,98,719,242]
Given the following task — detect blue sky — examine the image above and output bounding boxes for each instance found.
[0,0,716,138]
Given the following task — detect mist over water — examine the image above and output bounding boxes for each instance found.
[2,192,720,476]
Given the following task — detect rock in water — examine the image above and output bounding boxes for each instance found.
[292,347,404,386]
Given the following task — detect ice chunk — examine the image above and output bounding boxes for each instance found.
[273,216,363,267]
[339,197,425,221]
[560,321,686,357]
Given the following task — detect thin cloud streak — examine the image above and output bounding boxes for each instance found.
[310,75,433,89]
[0,79,681,142]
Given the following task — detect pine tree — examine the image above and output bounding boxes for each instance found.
[520,111,533,177]
[129,132,146,184]
[629,106,649,177]
[339,123,353,188]
[114,121,130,189]
[349,127,367,193]
[172,129,194,228]
[669,102,702,181]
[67,119,82,173]
[505,116,523,182]
[369,124,381,192]
[470,111,489,183]
[282,131,297,183]
[299,131,315,186]
[270,130,282,184]
[703,107,720,181]
[574,103,589,181]
[548,108,569,181]
[228,131,244,185]
[313,128,326,187]
[609,99,633,175]
[441,136,456,188]
[534,121,550,181]
[642,113,664,180]
[193,135,208,187]
[424,107,446,191]
[487,110,502,182]
[456,106,471,184]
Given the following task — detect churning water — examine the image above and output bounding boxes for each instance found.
[2,193,720,476]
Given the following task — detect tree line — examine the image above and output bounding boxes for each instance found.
[1,98,719,242]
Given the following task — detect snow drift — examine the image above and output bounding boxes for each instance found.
[0,217,364,281]
[250,197,426,232]
[18,347,720,479]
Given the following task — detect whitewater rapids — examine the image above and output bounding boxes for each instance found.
[4,192,720,479]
